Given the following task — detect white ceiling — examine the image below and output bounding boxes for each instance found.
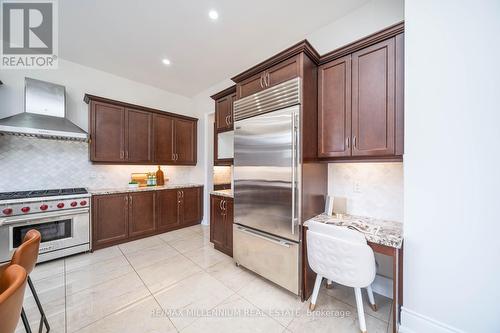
[59,0,368,97]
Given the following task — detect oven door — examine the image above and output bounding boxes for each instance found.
[0,207,89,263]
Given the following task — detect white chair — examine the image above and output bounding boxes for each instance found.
[307,221,377,333]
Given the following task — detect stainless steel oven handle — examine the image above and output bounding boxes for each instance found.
[236,226,291,248]
[0,207,89,226]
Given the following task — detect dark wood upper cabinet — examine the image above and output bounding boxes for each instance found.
[153,114,174,164]
[156,189,180,232]
[214,93,234,132]
[210,195,233,256]
[174,118,197,165]
[236,55,301,99]
[211,86,236,166]
[128,191,156,238]
[352,38,395,156]
[317,25,404,161]
[90,102,125,162]
[318,55,352,158]
[126,108,152,163]
[237,73,264,100]
[266,55,300,89]
[92,193,128,249]
[212,86,236,132]
[85,94,197,165]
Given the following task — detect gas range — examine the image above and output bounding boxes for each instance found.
[0,187,91,263]
[0,188,90,217]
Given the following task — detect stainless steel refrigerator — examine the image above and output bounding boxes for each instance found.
[233,78,301,295]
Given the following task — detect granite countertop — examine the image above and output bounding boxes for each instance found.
[89,183,203,195]
[304,213,403,249]
[210,189,233,198]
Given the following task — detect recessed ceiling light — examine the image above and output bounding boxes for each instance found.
[208,10,219,20]
[162,58,171,65]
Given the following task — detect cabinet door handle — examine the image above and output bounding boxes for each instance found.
[353,136,357,148]
[124,195,128,205]
[176,153,179,161]
[219,200,223,210]
[346,136,350,149]
[265,72,270,87]
[120,151,124,159]
[225,115,229,125]
[125,150,129,159]
[129,195,133,205]
[259,75,264,88]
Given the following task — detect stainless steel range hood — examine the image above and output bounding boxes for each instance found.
[0,78,87,141]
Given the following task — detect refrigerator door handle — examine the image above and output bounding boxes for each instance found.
[236,226,291,248]
[291,111,298,235]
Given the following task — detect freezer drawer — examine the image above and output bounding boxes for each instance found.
[233,224,299,295]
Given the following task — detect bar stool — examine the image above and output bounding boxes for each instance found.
[0,230,50,333]
[0,264,29,333]
[307,221,377,333]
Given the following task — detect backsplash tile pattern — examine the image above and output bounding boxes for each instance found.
[213,166,232,185]
[328,162,403,222]
[0,136,193,191]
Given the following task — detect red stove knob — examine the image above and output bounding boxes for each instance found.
[80,200,87,206]
[70,201,78,207]
[2,208,13,215]
[40,204,48,211]
[21,207,30,213]
[57,203,65,209]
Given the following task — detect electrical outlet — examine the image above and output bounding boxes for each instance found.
[353,181,362,193]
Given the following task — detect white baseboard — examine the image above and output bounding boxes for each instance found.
[371,274,393,299]
[400,307,464,333]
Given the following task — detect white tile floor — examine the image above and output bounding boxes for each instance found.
[17,224,393,333]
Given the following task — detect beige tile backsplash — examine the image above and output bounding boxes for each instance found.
[0,136,194,191]
[213,166,231,185]
[328,162,403,223]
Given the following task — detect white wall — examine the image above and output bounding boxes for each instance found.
[0,59,193,131]
[191,79,235,224]
[402,1,500,332]
[0,59,199,191]
[307,0,404,54]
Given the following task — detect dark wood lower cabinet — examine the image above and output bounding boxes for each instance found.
[128,191,156,238]
[156,189,180,232]
[92,193,129,250]
[210,195,233,256]
[92,186,203,250]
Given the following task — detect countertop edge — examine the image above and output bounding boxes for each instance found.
[210,190,233,198]
[89,184,204,196]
